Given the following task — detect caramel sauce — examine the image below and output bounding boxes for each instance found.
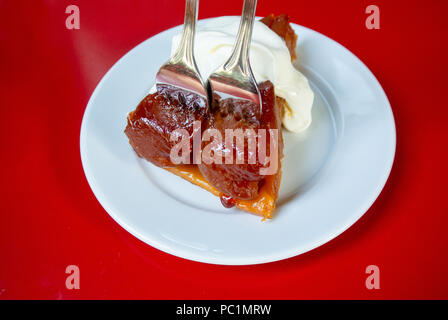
[220,195,236,209]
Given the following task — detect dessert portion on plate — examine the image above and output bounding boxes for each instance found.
[125,15,314,219]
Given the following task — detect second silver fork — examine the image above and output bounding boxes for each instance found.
[207,0,261,110]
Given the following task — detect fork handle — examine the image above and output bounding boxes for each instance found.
[173,0,199,67]
[224,0,258,74]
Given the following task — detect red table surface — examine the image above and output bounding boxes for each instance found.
[0,0,447,300]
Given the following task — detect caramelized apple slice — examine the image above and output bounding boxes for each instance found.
[125,85,208,167]
[198,81,283,201]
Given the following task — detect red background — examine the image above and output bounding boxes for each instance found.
[1,0,447,299]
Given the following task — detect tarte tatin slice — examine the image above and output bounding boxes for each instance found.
[125,15,299,219]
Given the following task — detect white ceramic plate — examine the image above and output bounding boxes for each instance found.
[80,17,395,265]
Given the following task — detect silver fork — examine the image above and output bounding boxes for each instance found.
[155,0,207,102]
[207,0,261,110]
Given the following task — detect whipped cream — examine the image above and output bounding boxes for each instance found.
[168,16,314,132]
